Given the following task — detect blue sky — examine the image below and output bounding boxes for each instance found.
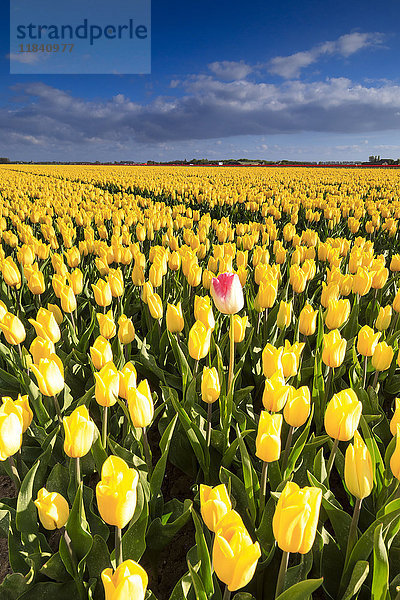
[1,0,400,162]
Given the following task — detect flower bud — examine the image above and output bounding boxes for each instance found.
[92,279,112,307]
[34,488,69,530]
[277,301,292,329]
[96,455,139,529]
[281,340,304,378]
[60,285,77,314]
[194,296,215,330]
[0,312,26,345]
[213,523,261,591]
[325,298,350,330]
[390,425,400,480]
[30,336,56,364]
[147,293,163,319]
[68,269,83,295]
[63,406,95,458]
[0,402,23,460]
[262,344,283,378]
[262,372,290,412]
[230,315,248,343]
[390,398,400,436]
[29,308,61,343]
[166,302,184,333]
[119,362,137,400]
[324,389,362,441]
[47,303,63,325]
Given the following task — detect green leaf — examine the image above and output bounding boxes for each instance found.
[86,534,112,581]
[167,330,192,393]
[40,551,70,582]
[275,577,323,600]
[0,573,29,600]
[146,499,192,552]
[371,524,389,600]
[17,581,78,600]
[120,490,149,560]
[16,461,40,534]
[192,510,213,598]
[187,561,208,600]
[341,560,369,600]
[284,406,314,479]
[66,483,93,565]
[237,425,258,525]
[150,413,178,501]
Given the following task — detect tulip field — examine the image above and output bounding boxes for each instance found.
[2,164,400,600]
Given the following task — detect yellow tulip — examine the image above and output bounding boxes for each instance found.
[390,425,400,480]
[92,279,112,307]
[147,293,163,319]
[31,356,65,397]
[272,481,322,553]
[127,379,154,428]
[390,398,400,436]
[284,386,311,428]
[47,303,63,325]
[324,389,362,441]
[34,488,69,530]
[262,372,290,412]
[2,394,33,432]
[298,303,317,336]
[0,404,23,460]
[281,340,305,378]
[118,315,135,345]
[94,362,119,407]
[344,431,373,499]
[213,522,261,591]
[30,336,55,364]
[97,310,116,339]
[255,411,282,463]
[230,315,248,343]
[27,270,45,295]
[322,329,346,368]
[0,312,26,345]
[29,308,61,343]
[63,406,95,458]
[118,362,137,400]
[68,268,83,295]
[166,302,184,333]
[372,341,393,372]
[375,306,392,331]
[325,298,350,330]
[188,321,212,360]
[194,296,215,330]
[352,267,373,296]
[357,325,380,357]
[90,335,113,370]
[101,560,148,600]
[2,256,21,288]
[108,269,124,297]
[96,455,139,529]
[200,484,232,532]
[201,367,221,404]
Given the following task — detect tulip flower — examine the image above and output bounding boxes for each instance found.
[97,310,116,339]
[95,362,119,408]
[0,312,26,345]
[272,481,322,553]
[262,371,290,412]
[230,314,248,343]
[92,279,112,307]
[1,395,32,433]
[320,282,340,308]
[147,293,163,320]
[63,406,94,459]
[118,315,135,345]
[390,425,400,480]
[60,285,77,314]
[90,335,113,370]
[108,269,124,297]
[188,321,212,361]
[283,386,311,428]
[27,270,45,295]
[357,325,381,357]
[325,298,350,330]
[298,303,318,336]
[200,484,232,532]
[96,455,139,529]
[277,301,292,329]
[372,341,393,372]
[47,303,63,325]
[325,389,362,442]
[281,340,305,378]
[194,295,215,330]
[101,560,148,599]
[352,267,373,296]
[213,522,261,591]
[68,268,83,295]
[0,404,23,460]
[262,344,283,378]
[31,356,64,397]
[322,329,346,368]
[256,279,278,310]
[166,302,184,333]
[345,431,373,500]
[29,308,61,343]
[375,306,392,331]
[201,366,221,405]
[127,379,154,428]
[210,272,244,315]
[256,411,282,463]
[1,256,21,288]
[289,264,307,294]
[34,488,69,530]
[390,398,400,436]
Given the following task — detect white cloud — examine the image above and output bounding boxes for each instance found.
[208,60,253,80]
[268,32,385,79]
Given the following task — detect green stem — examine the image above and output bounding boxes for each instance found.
[115,526,122,567]
[259,461,268,518]
[8,456,21,491]
[206,402,212,448]
[75,457,81,487]
[275,550,289,598]
[281,426,294,475]
[228,314,235,395]
[222,585,231,600]
[372,370,379,390]
[325,366,333,404]
[326,437,339,479]
[142,427,152,474]
[362,356,368,389]
[102,406,108,448]
[344,498,362,566]
[53,395,62,424]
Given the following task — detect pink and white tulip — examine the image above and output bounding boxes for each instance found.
[210,273,244,315]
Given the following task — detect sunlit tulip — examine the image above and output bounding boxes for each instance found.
[372,341,394,371]
[276,301,292,329]
[1,394,32,433]
[166,302,184,333]
[272,482,322,554]
[147,293,163,319]
[262,344,283,378]
[118,315,135,344]
[97,310,116,339]
[325,298,350,330]
[390,425,400,480]
[34,488,69,530]
[213,522,261,591]
[119,362,137,400]
[281,340,305,378]
[92,279,112,307]
[230,315,248,343]
[68,269,83,295]
[31,356,64,397]
[2,256,21,288]
[30,336,55,364]
[201,367,221,404]
[345,431,373,499]
[47,303,63,325]
[284,386,311,428]
[63,406,95,458]
[0,312,26,345]
[255,411,282,463]
[127,379,154,428]
[200,484,232,532]
[101,560,148,600]
[299,303,317,336]
[325,389,362,441]
[322,329,346,368]
[94,362,119,407]
[390,398,400,436]
[96,455,139,529]
[352,267,373,296]
[357,325,380,357]
[60,285,77,313]
[211,272,244,314]
[29,308,61,343]
[108,269,124,297]
[27,270,45,295]
[188,321,212,360]
[90,335,113,370]
[194,296,215,330]
[262,372,290,412]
